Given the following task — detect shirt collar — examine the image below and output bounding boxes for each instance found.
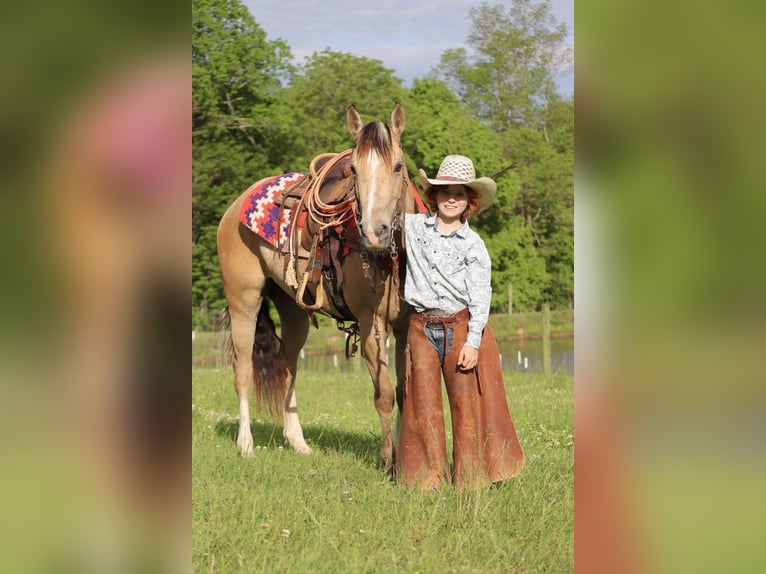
[424,214,470,237]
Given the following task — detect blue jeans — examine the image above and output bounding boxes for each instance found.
[425,324,454,364]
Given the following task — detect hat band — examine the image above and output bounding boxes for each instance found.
[433,175,470,183]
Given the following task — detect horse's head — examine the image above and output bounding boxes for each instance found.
[347,103,407,251]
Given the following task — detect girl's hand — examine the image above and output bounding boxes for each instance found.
[457,345,479,371]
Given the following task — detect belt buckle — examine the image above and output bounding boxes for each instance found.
[425,309,451,319]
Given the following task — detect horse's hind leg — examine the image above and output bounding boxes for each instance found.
[270,289,312,454]
[228,301,262,457]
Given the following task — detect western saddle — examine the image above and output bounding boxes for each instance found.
[275,150,365,325]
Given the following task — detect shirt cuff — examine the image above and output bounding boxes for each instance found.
[466,331,482,349]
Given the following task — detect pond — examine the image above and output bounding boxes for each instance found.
[299,335,574,376]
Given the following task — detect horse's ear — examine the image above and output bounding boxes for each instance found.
[347,105,364,138]
[390,102,406,137]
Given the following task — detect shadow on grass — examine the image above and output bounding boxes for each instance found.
[214,419,383,469]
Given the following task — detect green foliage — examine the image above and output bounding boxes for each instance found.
[484,226,548,311]
[400,78,550,311]
[430,0,574,309]
[401,78,503,176]
[193,0,292,136]
[192,226,224,330]
[277,50,408,170]
[506,123,574,307]
[433,0,571,131]
[192,0,296,327]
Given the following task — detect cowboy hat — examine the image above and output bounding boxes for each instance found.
[418,155,497,212]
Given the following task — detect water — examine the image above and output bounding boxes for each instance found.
[299,335,574,375]
[497,336,574,375]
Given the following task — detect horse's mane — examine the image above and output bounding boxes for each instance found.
[354,121,395,164]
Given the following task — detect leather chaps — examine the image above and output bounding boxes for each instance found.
[395,308,525,489]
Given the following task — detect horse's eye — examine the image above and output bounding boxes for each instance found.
[350,164,357,175]
[394,162,403,174]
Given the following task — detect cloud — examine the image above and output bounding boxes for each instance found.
[244,0,574,93]
[353,42,456,83]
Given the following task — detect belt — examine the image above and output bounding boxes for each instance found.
[412,307,469,327]
[423,309,455,318]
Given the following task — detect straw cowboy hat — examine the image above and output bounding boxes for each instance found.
[418,155,497,212]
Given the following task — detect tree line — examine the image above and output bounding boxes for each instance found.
[193,0,573,330]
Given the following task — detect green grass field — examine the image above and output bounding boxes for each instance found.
[193,367,573,573]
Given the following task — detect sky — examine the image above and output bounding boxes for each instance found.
[243,0,574,96]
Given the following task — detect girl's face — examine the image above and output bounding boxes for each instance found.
[435,185,469,222]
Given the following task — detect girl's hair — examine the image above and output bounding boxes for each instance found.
[424,185,482,221]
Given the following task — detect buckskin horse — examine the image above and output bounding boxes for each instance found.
[217,103,422,471]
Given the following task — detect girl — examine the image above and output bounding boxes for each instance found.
[396,155,525,489]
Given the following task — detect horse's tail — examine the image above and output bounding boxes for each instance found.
[252,300,289,418]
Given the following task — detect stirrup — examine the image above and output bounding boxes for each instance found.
[295,270,325,311]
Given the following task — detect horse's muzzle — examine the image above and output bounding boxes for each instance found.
[361,223,391,251]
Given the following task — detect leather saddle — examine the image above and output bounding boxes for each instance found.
[275,151,360,321]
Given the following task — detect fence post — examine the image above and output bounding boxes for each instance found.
[508,283,513,314]
[542,303,551,376]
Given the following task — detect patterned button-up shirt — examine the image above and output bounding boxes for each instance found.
[403,213,492,349]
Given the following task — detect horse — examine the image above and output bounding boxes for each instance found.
[216,103,419,470]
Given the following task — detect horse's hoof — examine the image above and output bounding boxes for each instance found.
[294,444,313,455]
[238,446,255,458]
[237,436,254,457]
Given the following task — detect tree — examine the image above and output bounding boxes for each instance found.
[193,0,292,141]
[433,0,571,132]
[192,0,294,327]
[431,0,574,308]
[276,50,408,170]
[402,79,503,176]
[402,79,549,311]
[505,119,573,307]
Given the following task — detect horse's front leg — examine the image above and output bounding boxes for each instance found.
[359,316,396,471]
[392,318,409,456]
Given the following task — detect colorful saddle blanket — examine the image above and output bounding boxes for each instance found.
[238,173,307,250]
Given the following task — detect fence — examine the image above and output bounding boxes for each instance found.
[193,305,571,375]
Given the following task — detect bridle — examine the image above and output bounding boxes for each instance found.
[351,157,410,282]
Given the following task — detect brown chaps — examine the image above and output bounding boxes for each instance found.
[395,308,525,489]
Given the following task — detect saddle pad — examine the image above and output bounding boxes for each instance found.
[239,173,307,250]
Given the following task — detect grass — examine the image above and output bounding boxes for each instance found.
[488,309,574,340]
[193,366,573,573]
